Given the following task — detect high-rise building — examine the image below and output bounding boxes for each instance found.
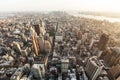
[48,36,53,46]
[33,20,46,36]
[109,64,120,79]
[102,47,120,66]
[31,63,45,79]
[55,32,63,41]
[33,24,40,36]
[30,26,37,37]
[21,46,31,57]
[85,57,104,80]
[76,30,82,39]
[111,47,120,66]
[13,42,21,54]
[98,33,109,51]
[10,67,25,80]
[32,35,40,56]
[30,27,40,56]
[81,33,87,44]
[39,19,46,35]
[40,25,46,36]
[89,38,99,49]
[44,40,51,53]
[61,59,69,73]
[37,34,44,51]
[21,33,27,45]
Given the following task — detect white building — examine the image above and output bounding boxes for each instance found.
[56,36,63,41]
[44,40,51,53]
[61,59,69,73]
[31,63,45,79]
[55,32,63,41]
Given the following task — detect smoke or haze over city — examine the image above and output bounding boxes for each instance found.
[1,0,120,80]
[0,0,120,12]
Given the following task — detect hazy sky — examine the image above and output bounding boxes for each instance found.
[0,0,120,12]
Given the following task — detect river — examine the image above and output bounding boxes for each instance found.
[70,13,120,23]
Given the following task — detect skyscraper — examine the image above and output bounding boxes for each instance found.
[33,24,41,36]
[44,40,51,53]
[85,57,104,80]
[31,63,45,79]
[21,33,27,45]
[32,35,40,56]
[109,64,120,79]
[98,33,109,51]
[30,27,40,56]
[37,34,44,51]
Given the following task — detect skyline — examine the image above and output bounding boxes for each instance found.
[0,0,120,13]
[0,1,120,80]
